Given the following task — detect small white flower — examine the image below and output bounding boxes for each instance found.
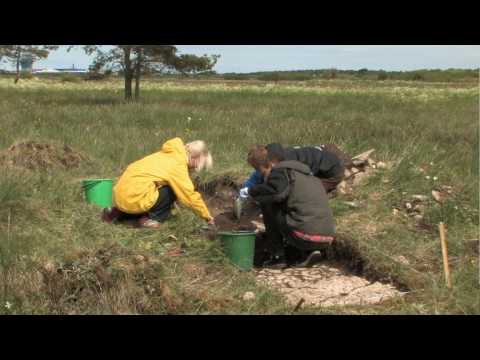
[187,116,192,121]
[454,206,458,210]
[430,162,434,166]
[5,301,12,310]
[433,176,438,181]
[425,176,430,180]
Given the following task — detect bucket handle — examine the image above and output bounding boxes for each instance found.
[82,180,102,190]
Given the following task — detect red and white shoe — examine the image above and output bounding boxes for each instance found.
[101,207,121,223]
[138,216,161,229]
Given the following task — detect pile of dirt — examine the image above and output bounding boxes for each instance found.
[40,244,184,314]
[337,148,392,195]
[0,140,89,171]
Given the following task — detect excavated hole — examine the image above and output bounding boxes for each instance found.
[197,176,408,308]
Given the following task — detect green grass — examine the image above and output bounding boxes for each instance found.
[0,77,478,314]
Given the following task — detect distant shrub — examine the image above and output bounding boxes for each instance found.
[357,68,369,76]
[223,74,248,81]
[61,74,82,83]
[377,71,388,81]
[258,73,282,82]
[411,73,425,81]
[84,72,106,81]
[287,74,312,81]
[322,68,337,80]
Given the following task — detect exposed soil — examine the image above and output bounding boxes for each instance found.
[198,176,262,232]
[0,140,89,171]
[256,263,405,307]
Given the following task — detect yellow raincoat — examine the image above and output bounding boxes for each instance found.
[113,137,211,220]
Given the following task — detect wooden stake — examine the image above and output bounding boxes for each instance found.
[293,298,305,312]
[439,222,452,288]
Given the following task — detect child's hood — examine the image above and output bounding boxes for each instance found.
[161,137,187,160]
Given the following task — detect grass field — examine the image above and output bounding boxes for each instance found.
[0,77,478,314]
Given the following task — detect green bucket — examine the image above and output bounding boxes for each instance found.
[218,231,256,271]
[82,179,113,208]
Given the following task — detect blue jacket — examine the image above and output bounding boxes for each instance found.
[242,170,263,189]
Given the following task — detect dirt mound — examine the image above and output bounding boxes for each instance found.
[0,140,89,171]
[40,244,184,314]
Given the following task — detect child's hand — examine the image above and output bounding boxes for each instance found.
[207,217,216,226]
[239,187,249,200]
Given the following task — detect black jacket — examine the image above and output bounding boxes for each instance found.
[267,143,344,179]
[249,160,336,236]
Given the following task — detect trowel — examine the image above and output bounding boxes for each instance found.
[233,197,244,220]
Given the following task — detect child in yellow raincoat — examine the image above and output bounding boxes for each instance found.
[102,137,215,229]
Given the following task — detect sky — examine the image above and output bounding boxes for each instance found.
[3,45,479,73]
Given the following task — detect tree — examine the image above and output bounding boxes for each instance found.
[79,45,220,100]
[174,54,220,77]
[0,45,58,83]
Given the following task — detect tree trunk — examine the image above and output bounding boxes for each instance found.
[134,48,143,100]
[123,47,133,100]
[14,51,20,84]
[134,62,141,100]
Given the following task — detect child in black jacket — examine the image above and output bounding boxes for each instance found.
[248,145,336,268]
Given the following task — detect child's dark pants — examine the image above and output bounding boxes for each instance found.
[260,202,326,263]
[117,186,177,223]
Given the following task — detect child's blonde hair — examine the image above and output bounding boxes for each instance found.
[185,140,213,172]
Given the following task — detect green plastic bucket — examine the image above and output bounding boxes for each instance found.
[218,231,256,271]
[82,179,113,208]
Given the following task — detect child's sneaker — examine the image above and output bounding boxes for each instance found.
[102,207,121,223]
[295,250,323,268]
[138,216,161,229]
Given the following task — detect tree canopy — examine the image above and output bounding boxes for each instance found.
[0,45,58,83]
[78,45,220,100]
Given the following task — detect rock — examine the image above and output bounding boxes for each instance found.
[412,195,428,202]
[413,204,425,213]
[44,262,56,274]
[394,255,410,265]
[242,291,256,301]
[413,214,424,222]
[337,180,349,194]
[344,169,352,179]
[352,149,375,162]
[352,159,368,167]
[440,185,453,194]
[367,158,376,167]
[376,161,388,169]
[393,208,400,216]
[343,201,360,208]
[352,171,370,186]
[133,255,145,263]
[432,190,445,203]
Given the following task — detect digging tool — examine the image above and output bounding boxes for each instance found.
[233,196,244,220]
[439,222,452,288]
